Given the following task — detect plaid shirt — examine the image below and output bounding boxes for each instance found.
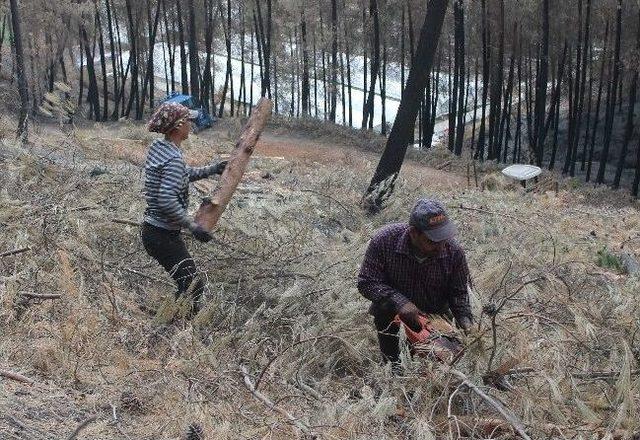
[357,223,472,322]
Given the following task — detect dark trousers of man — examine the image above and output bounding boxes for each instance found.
[371,302,402,364]
[141,222,205,310]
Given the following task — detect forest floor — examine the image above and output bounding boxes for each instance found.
[1,114,640,439]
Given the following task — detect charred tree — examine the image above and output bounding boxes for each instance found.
[596,0,623,184]
[362,0,380,130]
[187,0,200,105]
[364,0,450,209]
[9,0,29,139]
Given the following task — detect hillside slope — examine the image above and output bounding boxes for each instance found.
[1,117,640,439]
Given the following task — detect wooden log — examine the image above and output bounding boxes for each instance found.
[195,98,273,231]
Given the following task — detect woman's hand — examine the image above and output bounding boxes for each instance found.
[214,160,228,175]
[188,221,213,243]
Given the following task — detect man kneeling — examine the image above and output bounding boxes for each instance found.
[357,198,473,365]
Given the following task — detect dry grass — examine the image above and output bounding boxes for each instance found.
[1,118,640,439]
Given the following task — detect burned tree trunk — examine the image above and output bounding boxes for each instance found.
[364,0,450,209]
[586,22,610,182]
[329,0,338,122]
[9,0,29,139]
[533,0,550,166]
[362,0,380,130]
[453,0,466,156]
[613,9,640,189]
[187,0,200,104]
[301,12,310,117]
[596,0,623,184]
[176,1,188,94]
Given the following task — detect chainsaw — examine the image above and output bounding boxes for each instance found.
[393,313,463,364]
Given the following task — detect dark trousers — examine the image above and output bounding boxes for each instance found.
[141,222,205,309]
[372,304,402,364]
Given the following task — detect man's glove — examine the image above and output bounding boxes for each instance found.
[213,160,228,175]
[457,316,473,334]
[189,223,213,243]
[398,302,423,333]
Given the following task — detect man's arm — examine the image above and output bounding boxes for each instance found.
[448,249,473,328]
[357,236,410,311]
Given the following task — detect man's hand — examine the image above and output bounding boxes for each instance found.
[190,224,213,243]
[457,316,473,335]
[214,160,228,175]
[398,302,422,333]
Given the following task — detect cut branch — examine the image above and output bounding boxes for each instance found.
[0,369,34,385]
[195,98,273,231]
[448,367,532,440]
[240,365,316,438]
[67,416,97,440]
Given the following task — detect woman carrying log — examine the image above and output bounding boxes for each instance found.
[141,102,226,315]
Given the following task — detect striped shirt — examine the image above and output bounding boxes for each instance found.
[143,139,219,230]
[357,223,472,322]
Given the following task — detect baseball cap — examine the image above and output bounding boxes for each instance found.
[409,198,457,242]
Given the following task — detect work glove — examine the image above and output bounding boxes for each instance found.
[213,160,228,175]
[457,316,473,335]
[398,302,423,333]
[188,222,213,243]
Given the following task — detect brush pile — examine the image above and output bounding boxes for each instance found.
[1,119,639,439]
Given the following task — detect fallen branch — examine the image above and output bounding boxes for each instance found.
[447,368,532,440]
[20,292,62,300]
[0,369,34,385]
[67,416,97,440]
[196,98,273,231]
[111,218,142,227]
[0,246,31,258]
[120,267,174,287]
[240,365,316,438]
[572,369,640,380]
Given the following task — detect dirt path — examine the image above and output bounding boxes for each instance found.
[256,130,467,191]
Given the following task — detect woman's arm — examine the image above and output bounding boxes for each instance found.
[187,160,227,182]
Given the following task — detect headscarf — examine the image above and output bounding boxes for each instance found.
[147,102,196,134]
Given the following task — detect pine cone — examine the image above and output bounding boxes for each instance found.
[120,391,144,413]
[185,423,204,440]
